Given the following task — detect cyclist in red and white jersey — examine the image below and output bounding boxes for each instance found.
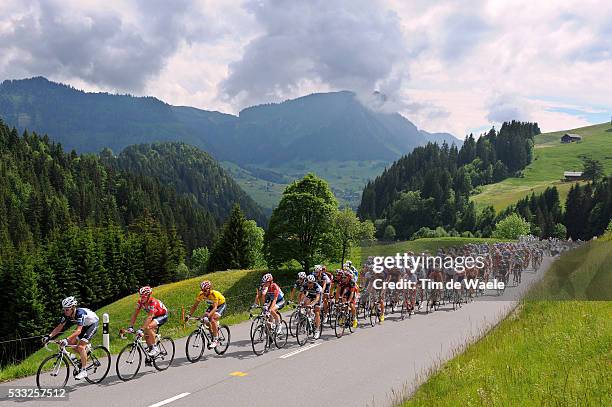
[128,286,168,357]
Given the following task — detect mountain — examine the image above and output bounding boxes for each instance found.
[0,77,458,164]
[102,142,267,226]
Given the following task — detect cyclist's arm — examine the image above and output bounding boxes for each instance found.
[253,288,260,306]
[48,322,66,339]
[188,299,201,317]
[129,305,141,327]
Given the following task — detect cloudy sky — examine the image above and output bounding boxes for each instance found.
[1,0,610,138]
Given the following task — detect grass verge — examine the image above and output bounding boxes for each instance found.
[398,240,612,406]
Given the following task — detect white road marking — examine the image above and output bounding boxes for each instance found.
[279,342,321,359]
[148,392,191,407]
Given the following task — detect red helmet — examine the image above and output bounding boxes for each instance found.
[139,286,152,296]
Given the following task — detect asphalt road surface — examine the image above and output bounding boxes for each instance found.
[4,257,553,407]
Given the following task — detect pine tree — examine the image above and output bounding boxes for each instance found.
[208,204,250,271]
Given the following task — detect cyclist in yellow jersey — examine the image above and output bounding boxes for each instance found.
[186,280,226,349]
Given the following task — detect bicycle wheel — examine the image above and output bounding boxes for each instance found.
[251,323,267,356]
[116,343,142,381]
[84,346,111,384]
[400,299,409,319]
[37,354,69,389]
[289,310,299,337]
[153,337,175,371]
[275,320,289,349]
[335,312,346,338]
[369,306,379,327]
[296,318,309,346]
[186,329,206,362]
[214,325,231,355]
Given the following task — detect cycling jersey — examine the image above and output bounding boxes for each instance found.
[301,282,323,299]
[293,278,306,289]
[137,297,168,317]
[196,289,226,305]
[59,307,99,328]
[263,283,284,302]
[315,273,331,292]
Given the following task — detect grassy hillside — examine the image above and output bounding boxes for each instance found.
[399,240,612,406]
[472,122,612,211]
[0,237,490,382]
[223,160,390,210]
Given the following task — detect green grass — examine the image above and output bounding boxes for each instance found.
[221,160,389,210]
[472,122,612,211]
[400,240,612,406]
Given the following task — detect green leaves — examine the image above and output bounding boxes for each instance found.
[265,174,338,272]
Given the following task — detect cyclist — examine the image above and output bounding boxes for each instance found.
[336,270,359,328]
[300,274,323,339]
[43,296,99,380]
[290,271,308,303]
[344,261,359,283]
[313,265,331,312]
[186,280,226,349]
[254,273,285,334]
[128,286,168,357]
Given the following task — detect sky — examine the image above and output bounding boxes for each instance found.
[1,0,611,139]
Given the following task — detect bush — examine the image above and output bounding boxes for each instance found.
[492,213,531,239]
[553,223,567,239]
[383,225,396,241]
[191,247,209,274]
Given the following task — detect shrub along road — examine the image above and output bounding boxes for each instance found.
[6,257,553,407]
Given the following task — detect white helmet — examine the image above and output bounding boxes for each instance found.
[261,273,273,283]
[346,260,352,267]
[306,274,316,283]
[314,264,323,272]
[61,296,78,308]
[297,272,307,279]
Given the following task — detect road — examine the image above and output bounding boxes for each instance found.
[3,257,553,407]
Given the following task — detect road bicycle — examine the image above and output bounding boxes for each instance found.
[115,329,175,381]
[295,304,323,346]
[249,305,288,356]
[185,316,231,362]
[36,340,110,389]
[334,301,355,338]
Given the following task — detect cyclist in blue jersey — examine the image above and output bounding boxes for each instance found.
[43,296,99,380]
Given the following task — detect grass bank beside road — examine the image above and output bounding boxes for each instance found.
[399,240,612,406]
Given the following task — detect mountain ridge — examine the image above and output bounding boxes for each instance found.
[0,77,458,164]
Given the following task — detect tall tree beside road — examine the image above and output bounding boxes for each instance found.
[333,208,375,266]
[265,174,338,273]
[208,204,250,272]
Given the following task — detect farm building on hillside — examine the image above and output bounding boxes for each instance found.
[563,171,583,181]
[561,133,582,143]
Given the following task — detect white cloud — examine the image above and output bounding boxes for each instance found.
[0,0,610,135]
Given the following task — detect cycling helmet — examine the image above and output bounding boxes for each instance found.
[200,280,212,291]
[139,286,152,296]
[314,264,323,272]
[297,271,307,280]
[306,274,316,283]
[346,260,353,267]
[61,296,78,308]
[261,273,273,283]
